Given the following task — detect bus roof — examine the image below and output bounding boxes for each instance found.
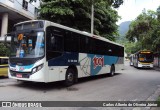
[15,20,124,47]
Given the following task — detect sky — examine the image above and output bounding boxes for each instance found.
[117,0,160,24]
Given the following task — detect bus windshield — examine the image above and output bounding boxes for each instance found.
[10,31,44,58]
[139,53,153,61]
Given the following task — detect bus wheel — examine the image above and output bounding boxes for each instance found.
[109,65,115,76]
[64,68,75,86]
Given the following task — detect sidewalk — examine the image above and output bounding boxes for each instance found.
[151,107,160,110]
[153,67,160,71]
[147,68,160,110]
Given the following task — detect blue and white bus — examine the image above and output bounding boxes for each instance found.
[8,20,124,86]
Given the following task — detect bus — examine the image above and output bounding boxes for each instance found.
[133,50,153,68]
[129,54,134,66]
[7,20,124,86]
[0,56,8,77]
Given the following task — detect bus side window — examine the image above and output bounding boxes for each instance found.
[0,58,8,64]
[46,26,64,60]
[64,31,79,52]
[51,36,55,48]
[79,36,92,53]
[2,59,8,64]
[50,35,62,51]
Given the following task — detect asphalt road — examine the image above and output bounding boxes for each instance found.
[1,61,160,110]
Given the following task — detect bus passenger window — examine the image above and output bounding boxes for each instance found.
[51,36,55,45]
[50,36,55,49]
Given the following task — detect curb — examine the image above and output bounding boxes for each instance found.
[149,86,160,110]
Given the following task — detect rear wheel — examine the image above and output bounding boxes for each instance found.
[109,65,115,76]
[64,68,75,86]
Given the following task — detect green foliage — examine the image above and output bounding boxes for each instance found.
[38,0,123,41]
[30,0,123,8]
[125,9,160,53]
[108,0,123,8]
[0,43,9,56]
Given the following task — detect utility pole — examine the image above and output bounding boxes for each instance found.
[91,0,94,35]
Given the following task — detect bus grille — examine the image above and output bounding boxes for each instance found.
[10,70,31,78]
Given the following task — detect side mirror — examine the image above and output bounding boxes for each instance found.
[3,33,11,48]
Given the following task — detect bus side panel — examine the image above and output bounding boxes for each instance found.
[47,53,124,82]
[0,65,8,76]
[78,53,91,77]
[59,66,68,81]
[79,53,124,77]
[47,52,80,81]
[97,65,110,75]
[48,66,61,82]
[89,55,119,76]
[115,57,124,72]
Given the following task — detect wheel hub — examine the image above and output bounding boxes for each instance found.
[67,73,73,82]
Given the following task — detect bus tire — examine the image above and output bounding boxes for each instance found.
[109,65,115,76]
[64,68,75,86]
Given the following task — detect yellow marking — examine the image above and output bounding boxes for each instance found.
[140,51,151,54]
[139,62,153,64]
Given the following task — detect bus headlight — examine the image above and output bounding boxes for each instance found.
[32,68,37,73]
[32,63,44,74]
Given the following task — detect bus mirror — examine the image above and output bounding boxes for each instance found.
[4,33,11,48]
[4,33,11,43]
[0,33,11,46]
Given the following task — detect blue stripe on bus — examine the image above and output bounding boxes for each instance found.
[48,52,79,66]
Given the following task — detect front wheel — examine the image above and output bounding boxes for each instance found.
[64,68,75,86]
[109,65,115,76]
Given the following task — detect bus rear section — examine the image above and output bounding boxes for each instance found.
[0,57,8,77]
[133,51,153,68]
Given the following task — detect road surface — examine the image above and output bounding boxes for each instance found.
[0,61,160,110]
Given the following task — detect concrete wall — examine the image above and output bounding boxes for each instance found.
[0,0,39,19]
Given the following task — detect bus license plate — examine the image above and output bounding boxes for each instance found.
[16,74,22,78]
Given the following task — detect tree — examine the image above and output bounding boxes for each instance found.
[126,9,158,52]
[108,0,123,8]
[30,0,123,8]
[0,43,9,56]
[30,0,123,41]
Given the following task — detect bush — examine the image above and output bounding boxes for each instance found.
[0,43,10,56]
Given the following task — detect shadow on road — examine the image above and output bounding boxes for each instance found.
[0,76,8,79]
[13,73,122,91]
[135,67,154,70]
[77,73,121,84]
